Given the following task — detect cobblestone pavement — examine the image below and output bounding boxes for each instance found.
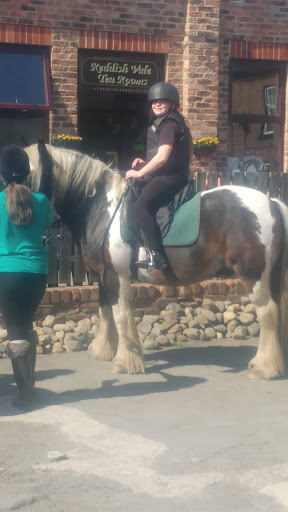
[1,339,288,512]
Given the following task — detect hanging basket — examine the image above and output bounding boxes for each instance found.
[51,135,83,152]
[193,137,219,158]
[193,145,217,158]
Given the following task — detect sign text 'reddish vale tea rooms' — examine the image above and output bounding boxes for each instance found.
[80,58,158,89]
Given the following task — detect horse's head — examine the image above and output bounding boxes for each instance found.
[25,143,125,208]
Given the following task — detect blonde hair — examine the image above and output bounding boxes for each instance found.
[5,182,33,226]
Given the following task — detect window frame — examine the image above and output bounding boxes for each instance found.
[229,59,286,173]
[0,44,52,111]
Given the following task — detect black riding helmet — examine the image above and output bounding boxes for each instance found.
[148,82,180,108]
[0,144,30,184]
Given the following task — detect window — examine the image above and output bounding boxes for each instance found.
[0,46,52,148]
[263,86,278,135]
[0,46,52,109]
[229,60,285,173]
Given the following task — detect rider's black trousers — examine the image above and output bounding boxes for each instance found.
[134,175,187,252]
[0,272,47,341]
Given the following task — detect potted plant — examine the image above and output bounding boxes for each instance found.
[51,134,83,151]
[193,137,219,157]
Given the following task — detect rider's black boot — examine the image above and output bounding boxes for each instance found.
[149,250,168,270]
[136,249,168,270]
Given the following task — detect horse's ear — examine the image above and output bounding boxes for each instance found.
[38,138,46,148]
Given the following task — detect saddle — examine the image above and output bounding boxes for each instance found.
[121,180,201,248]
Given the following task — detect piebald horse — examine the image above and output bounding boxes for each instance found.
[25,143,288,380]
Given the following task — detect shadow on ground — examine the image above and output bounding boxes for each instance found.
[0,343,262,416]
[144,344,258,374]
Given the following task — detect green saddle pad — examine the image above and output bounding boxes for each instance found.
[121,192,201,248]
[163,192,201,247]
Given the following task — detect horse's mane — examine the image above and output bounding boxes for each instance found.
[25,143,125,205]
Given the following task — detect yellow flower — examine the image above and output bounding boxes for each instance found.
[193,136,219,149]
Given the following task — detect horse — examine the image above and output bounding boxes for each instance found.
[24,143,288,380]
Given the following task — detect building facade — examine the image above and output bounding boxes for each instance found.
[0,0,287,174]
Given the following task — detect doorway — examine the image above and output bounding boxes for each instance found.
[78,89,149,171]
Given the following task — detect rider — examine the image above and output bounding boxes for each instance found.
[125,82,192,270]
[0,144,52,406]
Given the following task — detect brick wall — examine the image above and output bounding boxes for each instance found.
[0,0,187,36]
[1,1,288,172]
[184,0,221,173]
[50,29,78,135]
[0,0,187,138]
[219,0,288,173]
[221,0,288,42]
[36,279,248,320]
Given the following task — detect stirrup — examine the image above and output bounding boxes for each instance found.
[135,257,151,269]
[136,250,168,270]
[135,246,150,269]
[149,250,168,270]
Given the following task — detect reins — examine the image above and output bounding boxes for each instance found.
[49,183,129,261]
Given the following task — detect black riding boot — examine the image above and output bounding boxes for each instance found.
[11,354,34,401]
[136,248,168,270]
[28,330,39,386]
[7,340,35,405]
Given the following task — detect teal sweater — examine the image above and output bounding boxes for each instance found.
[0,191,52,274]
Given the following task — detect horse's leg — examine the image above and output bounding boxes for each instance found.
[246,199,288,379]
[111,276,145,374]
[89,279,118,361]
[247,280,285,380]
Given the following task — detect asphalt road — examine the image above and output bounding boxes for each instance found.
[1,339,288,512]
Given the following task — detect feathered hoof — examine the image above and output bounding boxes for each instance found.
[247,357,285,380]
[110,361,126,374]
[111,356,145,375]
[88,339,116,362]
[247,368,264,380]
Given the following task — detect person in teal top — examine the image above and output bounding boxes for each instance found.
[0,190,51,274]
[0,144,52,408]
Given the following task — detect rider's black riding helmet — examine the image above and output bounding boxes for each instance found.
[0,144,30,184]
[148,82,180,108]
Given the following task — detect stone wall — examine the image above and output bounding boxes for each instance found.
[0,279,259,357]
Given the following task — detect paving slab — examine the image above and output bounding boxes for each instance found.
[0,339,288,511]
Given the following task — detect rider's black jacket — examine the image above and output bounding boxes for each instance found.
[146,111,190,181]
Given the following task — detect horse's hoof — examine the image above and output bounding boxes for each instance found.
[111,362,126,374]
[248,355,285,380]
[88,346,115,362]
[247,358,264,379]
[111,358,145,374]
[247,369,262,380]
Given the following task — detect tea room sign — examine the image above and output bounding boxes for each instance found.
[80,57,159,90]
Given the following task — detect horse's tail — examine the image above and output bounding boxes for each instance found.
[272,199,288,360]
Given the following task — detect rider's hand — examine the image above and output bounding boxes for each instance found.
[132,158,146,170]
[126,169,140,180]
